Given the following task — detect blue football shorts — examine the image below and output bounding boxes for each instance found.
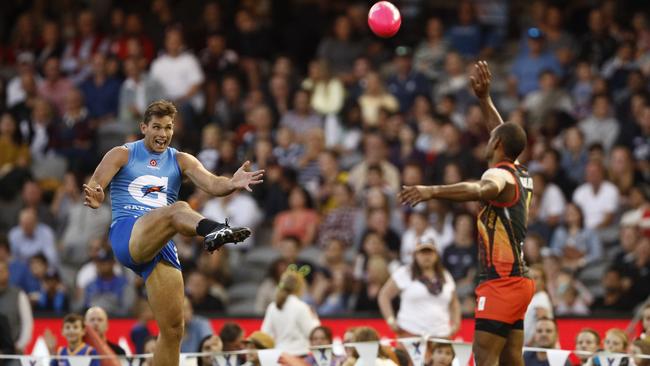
[108,216,182,281]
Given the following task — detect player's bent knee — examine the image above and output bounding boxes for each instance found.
[167,201,192,221]
[160,317,184,342]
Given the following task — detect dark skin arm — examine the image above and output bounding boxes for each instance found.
[470,60,504,133]
[400,61,515,207]
[398,180,502,206]
[399,168,513,206]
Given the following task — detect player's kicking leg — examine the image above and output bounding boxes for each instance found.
[127,201,250,366]
[128,201,250,263]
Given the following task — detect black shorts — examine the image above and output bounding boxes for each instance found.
[474,318,524,338]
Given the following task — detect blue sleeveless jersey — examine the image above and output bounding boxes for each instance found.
[110,140,182,224]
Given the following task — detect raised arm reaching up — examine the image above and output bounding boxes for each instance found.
[470,61,504,132]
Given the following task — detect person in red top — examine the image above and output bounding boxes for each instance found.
[399,61,534,366]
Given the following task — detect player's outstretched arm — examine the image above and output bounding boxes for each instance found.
[470,60,504,132]
[398,169,509,206]
[84,146,129,209]
[177,152,264,196]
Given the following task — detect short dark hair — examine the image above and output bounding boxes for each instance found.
[63,313,84,325]
[219,322,243,343]
[30,253,48,265]
[143,100,177,125]
[494,122,527,160]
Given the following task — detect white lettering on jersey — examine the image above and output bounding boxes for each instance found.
[478,296,486,311]
[128,175,169,208]
[519,176,533,191]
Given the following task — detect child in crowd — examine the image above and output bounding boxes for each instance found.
[427,342,454,366]
[591,328,630,366]
[51,313,99,366]
[273,126,303,168]
[575,328,601,366]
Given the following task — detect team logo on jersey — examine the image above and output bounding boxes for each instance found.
[128,175,169,207]
[142,185,165,197]
[149,159,157,167]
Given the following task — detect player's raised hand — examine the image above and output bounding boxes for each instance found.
[470,60,492,99]
[398,185,433,206]
[83,183,104,209]
[232,161,265,192]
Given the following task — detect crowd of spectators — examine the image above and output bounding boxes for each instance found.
[0,0,650,360]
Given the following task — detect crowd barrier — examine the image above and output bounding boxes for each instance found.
[18,317,641,366]
[3,336,649,366]
[27,317,639,354]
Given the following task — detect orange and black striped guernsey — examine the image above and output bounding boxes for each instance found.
[476,161,533,283]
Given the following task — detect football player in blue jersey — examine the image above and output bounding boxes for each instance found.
[83,100,263,366]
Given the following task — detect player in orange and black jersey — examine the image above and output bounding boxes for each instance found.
[476,159,532,282]
[399,61,534,366]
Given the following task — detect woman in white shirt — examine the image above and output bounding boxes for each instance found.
[261,268,321,356]
[378,240,461,338]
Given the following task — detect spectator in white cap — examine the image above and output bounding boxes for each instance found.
[379,239,460,338]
